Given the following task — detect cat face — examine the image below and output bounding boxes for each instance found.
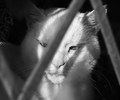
[36,9,100,86]
[20,6,106,100]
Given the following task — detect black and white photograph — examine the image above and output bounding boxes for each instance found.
[0,0,120,100]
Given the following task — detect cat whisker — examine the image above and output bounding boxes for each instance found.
[16,66,33,75]
[91,69,112,92]
[90,80,104,98]
[96,63,111,72]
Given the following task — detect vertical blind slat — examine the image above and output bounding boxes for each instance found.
[90,0,120,85]
[0,50,21,100]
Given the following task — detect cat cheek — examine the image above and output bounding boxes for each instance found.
[68,50,76,59]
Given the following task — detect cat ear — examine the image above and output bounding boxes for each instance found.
[82,10,99,34]
[25,3,46,28]
[86,5,107,26]
[86,10,97,26]
[84,6,107,33]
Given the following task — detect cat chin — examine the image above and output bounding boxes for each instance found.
[40,75,64,100]
[45,73,64,84]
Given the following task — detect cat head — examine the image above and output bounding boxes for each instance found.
[21,5,106,82]
[36,8,103,84]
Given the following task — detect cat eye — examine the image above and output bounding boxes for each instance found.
[68,43,84,52]
[39,42,47,47]
[37,39,47,47]
[68,46,79,52]
[70,46,78,50]
[41,42,47,47]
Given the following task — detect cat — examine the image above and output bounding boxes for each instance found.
[20,5,101,100]
[0,0,106,100]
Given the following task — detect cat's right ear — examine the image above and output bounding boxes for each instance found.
[24,2,46,28]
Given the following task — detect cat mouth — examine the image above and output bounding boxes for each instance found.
[45,73,65,84]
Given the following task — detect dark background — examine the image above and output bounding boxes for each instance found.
[0,0,120,100]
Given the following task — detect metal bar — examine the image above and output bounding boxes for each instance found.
[0,50,21,100]
[17,0,86,100]
[90,0,120,85]
[0,50,13,100]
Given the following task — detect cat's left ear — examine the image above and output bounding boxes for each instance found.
[86,10,97,26]
[86,5,107,26]
[85,5,107,32]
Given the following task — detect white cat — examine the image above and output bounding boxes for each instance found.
[0,1,106,100]
[20,5,101,100]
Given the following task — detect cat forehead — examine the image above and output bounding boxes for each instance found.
[44,10,85,31]
[63,13,85,45]
[38,10,85,45]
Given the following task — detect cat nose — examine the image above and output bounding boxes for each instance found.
[46,64,57,74]
[57,62,66,75]
[58,62,65,68]
[52,52,65,67]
